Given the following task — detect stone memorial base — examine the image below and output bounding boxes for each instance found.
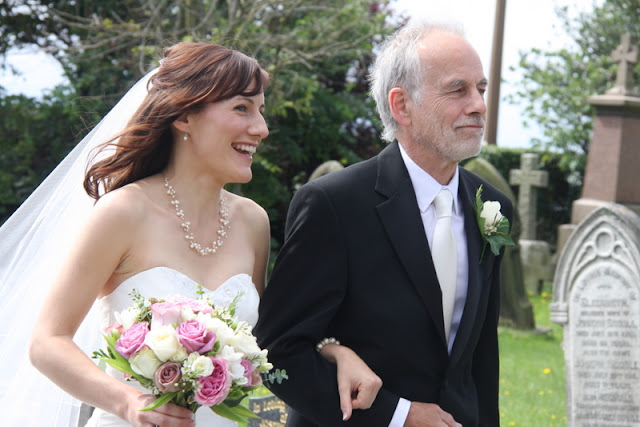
[519,239,552,294]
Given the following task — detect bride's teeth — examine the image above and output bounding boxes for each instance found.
[233,144,256,155]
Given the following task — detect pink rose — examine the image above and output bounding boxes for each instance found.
[240,359,262,387]
[177,320,216,354]
[154,362,182,392]
[104,322,123,336]
[151,302,182,326]
[115,322,149,359]
[195,357,231,406]
[172,296,214,315]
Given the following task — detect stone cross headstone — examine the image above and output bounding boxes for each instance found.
[607,33,639,97]
[509,153,549,241]
[510,153,551,292]
[551,204,640,427]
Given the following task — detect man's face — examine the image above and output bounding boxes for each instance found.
[409,32,488,163]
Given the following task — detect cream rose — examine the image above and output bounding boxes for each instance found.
[227,330,261,358]
[145,325,182,362]
[130,347,162,379]
[185,353,214,377]
[115,307,141,330]
[197,314,235,347]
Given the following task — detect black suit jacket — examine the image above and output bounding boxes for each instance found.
[255,141,512,426]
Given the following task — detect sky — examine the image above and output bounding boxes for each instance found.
[0,0,596,148]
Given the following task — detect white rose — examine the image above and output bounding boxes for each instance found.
[184,353,214,377]
[129,347,162,379]
[145,325,182,362]
[198,315,235,347]
[169,345,189,362]
[115,307,141,330]
[480,201,503,234]
[228,330,261,357]
[219,345,245,381]
[180,306,197,322]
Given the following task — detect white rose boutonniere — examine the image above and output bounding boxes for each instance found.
[474,185,515,260]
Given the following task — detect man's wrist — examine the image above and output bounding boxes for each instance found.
[389,398,411,426]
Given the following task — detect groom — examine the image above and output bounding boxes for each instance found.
[255,21,512,426]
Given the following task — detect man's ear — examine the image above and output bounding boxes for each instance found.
[389,88,412,127]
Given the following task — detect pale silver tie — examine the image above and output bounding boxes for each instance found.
[432,189,457,346]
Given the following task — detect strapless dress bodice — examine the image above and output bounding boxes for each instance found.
[85,267,259,427]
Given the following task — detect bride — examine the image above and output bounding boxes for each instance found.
[0,42,380,426]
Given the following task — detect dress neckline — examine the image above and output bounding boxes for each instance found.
[99,266,252,300]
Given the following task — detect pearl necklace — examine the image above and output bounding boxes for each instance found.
[163,177,230,256]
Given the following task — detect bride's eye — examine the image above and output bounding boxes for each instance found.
[234,105,248,112]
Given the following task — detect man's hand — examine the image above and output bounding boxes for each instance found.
[404,402,461,427]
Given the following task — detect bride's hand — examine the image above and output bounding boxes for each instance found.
[319,343,383,421]
[124,391,195,427]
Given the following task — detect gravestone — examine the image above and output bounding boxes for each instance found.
[551,204,640,427]
[607,33,639,97]
[463,157,535,329]
[248,394,289,426]
[309,160,344,182]
[558,33,640,255]
[509,153,552,293]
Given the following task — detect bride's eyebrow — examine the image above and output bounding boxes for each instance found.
[237,97,265,110]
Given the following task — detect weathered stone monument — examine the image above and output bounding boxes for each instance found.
[552,33,640,426]
[510,153,552,293]
[248,394,289,426]
[464,157,535,329]
[309,160,344,182]
[557,34,640,254]
[551,204,640,427]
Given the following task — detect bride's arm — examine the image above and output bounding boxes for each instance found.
[29,189,194,427]
[319,343,383,421]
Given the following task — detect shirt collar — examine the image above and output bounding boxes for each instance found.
[398,143,460,214]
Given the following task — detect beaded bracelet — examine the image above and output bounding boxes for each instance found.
[316,337,341,352]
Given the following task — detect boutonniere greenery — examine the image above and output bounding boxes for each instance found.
[473,185,515,260]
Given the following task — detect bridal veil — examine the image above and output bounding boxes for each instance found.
[0,68,157,426]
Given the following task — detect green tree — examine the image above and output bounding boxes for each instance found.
[507,0,640,179]
[0,1,396,248]
[0,86,89,220]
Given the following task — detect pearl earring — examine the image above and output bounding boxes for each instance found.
[183,131,189,141]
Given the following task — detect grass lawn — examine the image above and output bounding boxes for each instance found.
[499,285,567,426]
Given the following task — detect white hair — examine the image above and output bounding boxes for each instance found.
[369,20,466,142]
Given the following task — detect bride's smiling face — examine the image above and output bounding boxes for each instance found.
[183,89,268,183]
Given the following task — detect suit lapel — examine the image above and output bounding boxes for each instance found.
[450,169,486,362]
[374,142,448,346]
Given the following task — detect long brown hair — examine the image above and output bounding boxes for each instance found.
[84,42,269,200]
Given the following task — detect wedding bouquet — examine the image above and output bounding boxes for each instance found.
[93,287,285,423]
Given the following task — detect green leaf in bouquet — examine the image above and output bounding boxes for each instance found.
[211,402,259,422]
[101,358,137,377]
[223,390,250,408]
[140,392,178,411]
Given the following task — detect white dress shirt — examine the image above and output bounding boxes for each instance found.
[389,144,470,426]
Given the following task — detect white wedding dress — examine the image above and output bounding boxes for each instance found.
[85,267,259,427]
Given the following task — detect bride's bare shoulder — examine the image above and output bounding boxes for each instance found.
[226,192,268,224]
[90,179,158,227]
